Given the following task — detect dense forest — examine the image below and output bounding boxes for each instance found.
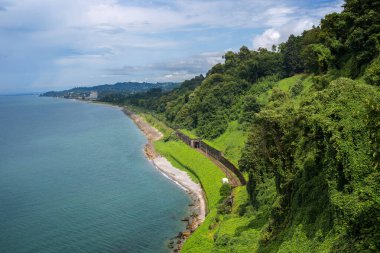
[101,0,380,252]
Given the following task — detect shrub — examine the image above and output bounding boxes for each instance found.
[290,80,304,97]
[364,57,380,86]
[217,183,233,214]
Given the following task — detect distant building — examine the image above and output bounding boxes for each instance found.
[87,91,98,100]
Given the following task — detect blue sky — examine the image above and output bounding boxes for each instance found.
[0,0,343,93]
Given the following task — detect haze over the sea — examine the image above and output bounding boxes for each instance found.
[0,95,190,253]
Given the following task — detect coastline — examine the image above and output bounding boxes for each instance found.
[121,107,206,252]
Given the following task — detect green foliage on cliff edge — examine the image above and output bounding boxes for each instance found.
[240,78,380,252]
[182,0,379,249]
[110,0,379,139]
[100,0,380,251]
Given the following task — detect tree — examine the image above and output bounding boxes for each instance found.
[280,35,305,76]
[302,44,334,74]
[224,51,239,69]
[364,57,380,86]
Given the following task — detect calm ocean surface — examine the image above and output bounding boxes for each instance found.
[0,95,190,253]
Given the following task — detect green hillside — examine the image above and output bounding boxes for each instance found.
[41,81,179,99]
[100,0,380,252]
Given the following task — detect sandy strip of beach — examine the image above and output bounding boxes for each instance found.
[152,157,206,222]
[121,107,206,248]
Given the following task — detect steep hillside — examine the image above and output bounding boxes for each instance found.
[101,0,380,252]
[239,78,380,252]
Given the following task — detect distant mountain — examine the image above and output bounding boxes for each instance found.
[40,82,180,99]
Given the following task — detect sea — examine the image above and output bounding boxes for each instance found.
[0,95,190,253]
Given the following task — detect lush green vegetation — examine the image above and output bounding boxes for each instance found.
[154,139,226,252]
[182,182,276,253]
[180,129,199,139]
[98,0,380,252]
[240,78,380,252]
[203,121,247,167]
[155,140,225,207]
[180,121,247,167]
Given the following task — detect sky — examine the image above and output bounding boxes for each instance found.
[0,0,343,93]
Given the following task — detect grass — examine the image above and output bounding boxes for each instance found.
[134,74,329,253]
[129,73,350,252]
[209,179,277,253]
[154,139,226,252]
[257,74,306,104]
[124,109,228,251]
[300,75,314,93]
[181,209,218,253]
[182,186,260,253]
[203,121,247,167]
[180,129,199,139]
[277,74,305,91]
[181,121,247,167]
[262,223,337,253]
[217,187,252,236]
[292,75,314,105]
[153,121,255,252]
[154,140,225,209]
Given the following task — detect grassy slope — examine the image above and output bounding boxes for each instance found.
[175,76,317,252]
[196,75,312,168]
[228,74,343,253]
[149,114,260,252]
[132,110,226,251]
[177,76,312,170]
[203,121,247,167]
[140,74,339,252]
[257,74,309,104]
[181,121,247,167]
[181,181,277,253]
[180,129,199,139]
[154,140,225,207]
[199,74,333,253]
[211,179,277,253]
[154,139,225,252]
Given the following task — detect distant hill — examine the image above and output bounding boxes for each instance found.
[40,82,180,99]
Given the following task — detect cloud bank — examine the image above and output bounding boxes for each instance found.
[0,0,343,93]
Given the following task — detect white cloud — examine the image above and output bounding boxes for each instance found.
[252,19,315,49]
[253,29,281,49]
[252,2,343,49]
[157,71,198,82]
[0,0,344,92]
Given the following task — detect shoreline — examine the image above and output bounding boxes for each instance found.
[121,107,206,252]
[63,98,206,251]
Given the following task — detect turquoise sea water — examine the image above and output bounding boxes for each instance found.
[0,95,190,253]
